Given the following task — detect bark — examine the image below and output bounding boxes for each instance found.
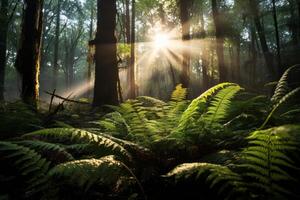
[211,0,227,82]
[52,0,61,90]
[179,0,191,88]
[249,0,274,77]
[129,0,136,98]
[87,3,94,97]
[0,0,8,100]
[297,0,300,40]
[15,0,44,106]
[93,0,119,106]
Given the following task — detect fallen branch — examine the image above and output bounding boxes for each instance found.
[45,91,91,105]
[49,89,56,112]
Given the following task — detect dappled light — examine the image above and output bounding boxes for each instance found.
[1,0,300,199]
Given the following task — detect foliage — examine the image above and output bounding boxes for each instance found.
[23,128,131,161]
[166,125,300,200]
[0,141,50,198]
[1,67,300,199]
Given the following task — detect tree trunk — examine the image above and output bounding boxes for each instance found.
[15,0,43,106]
[129,0,136,99]
[199,2,206,38]
[297,0,300,41]
[0,0,8,101]
[87,3,94,97]
[93,0,119,106]
[211,0,227,82]
[125,0,130,44]
[287,0,298,45]
[236,39,241,83]
[271,0,282,75]
[179,0,191,88]
[249,0,274,78]
[250,22,258,85]
[199,1,208,90]
[52,0,61,90]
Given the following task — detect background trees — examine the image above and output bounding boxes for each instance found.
[0,0,299,104]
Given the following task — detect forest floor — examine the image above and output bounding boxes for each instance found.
[1,67,300,200]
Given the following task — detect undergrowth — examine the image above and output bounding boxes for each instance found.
[0,65,300,200]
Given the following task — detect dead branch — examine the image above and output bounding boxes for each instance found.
[45,91,91,105]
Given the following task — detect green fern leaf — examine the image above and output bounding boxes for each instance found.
[23,128,131,161]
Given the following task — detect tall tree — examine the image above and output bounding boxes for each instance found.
[178,0,191,88]
[15,0,44,106]
[87,0,94,97]
[52,0,61,90]
[297,0,300,40]
[199,0,209,90]
[271,0,282,75]
[249,0,274,77]
[129,0,136,98]
[211,0,227,82]
[0,0,9,100]
[93,0,119,106]
[125,0,131,44]
[287,0,298,45]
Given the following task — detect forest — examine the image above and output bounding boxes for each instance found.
[0,0,300,199]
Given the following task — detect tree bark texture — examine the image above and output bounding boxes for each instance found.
[15,0,44,106]
[93,0,119,106]
[0,0,8,100]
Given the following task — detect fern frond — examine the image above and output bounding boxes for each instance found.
[170,84,187,102]
[202,85,243,127]
[261,87,300,129]
[242,125,300,198]
[166,162,245,198]
[23,128,131,161]
[171,83,242,142]
[15,140,74,164]
[271,64,300,104]
[136,96,167,107]
[48,156,128,191]
[177,83,238,131]
[0,142,50,197]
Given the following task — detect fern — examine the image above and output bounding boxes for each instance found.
[15,140,74,164]
[170,84,187,102]
[242,125,300,199]
[104,99,170,145]
[261,87,300,129]
[136,96,167,107]
[166,162,245,199]
[22,128,131,161]
[0,141,50,198]
[47,156,128,192]
[271,65,300,104]
[202,85,243,128]
[177,83,237,131]
[170,83,242,143]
